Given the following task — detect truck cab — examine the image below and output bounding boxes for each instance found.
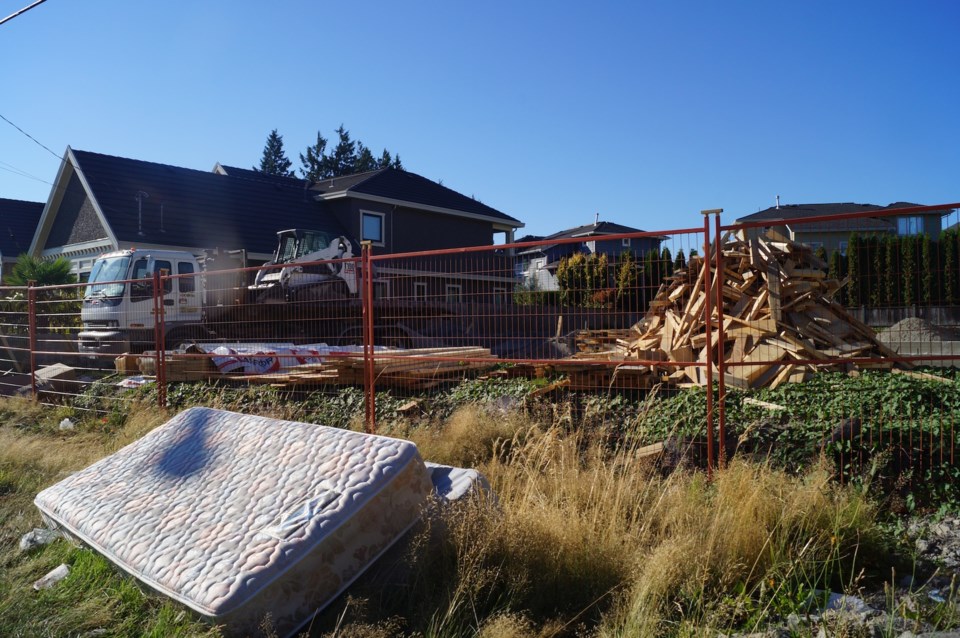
[78,248,204,357]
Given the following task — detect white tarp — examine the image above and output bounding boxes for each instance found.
[194,342,382,375]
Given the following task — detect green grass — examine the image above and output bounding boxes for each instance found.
[0,370,954,636]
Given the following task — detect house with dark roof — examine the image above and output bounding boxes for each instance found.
[0,198,44,280]
[30,149,524,293]
[516,220,664,291]
[735,201,953,255]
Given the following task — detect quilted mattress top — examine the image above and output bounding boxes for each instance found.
[34,407,428,617]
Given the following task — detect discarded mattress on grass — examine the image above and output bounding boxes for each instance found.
[33,407,484,637]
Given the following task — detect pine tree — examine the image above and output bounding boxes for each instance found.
[354,143,379,173]
[299,131,328,181]
[255,129,295,177]
[328,125,357,177]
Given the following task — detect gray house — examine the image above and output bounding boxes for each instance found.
[516,220,664,291]
[735,201,953,255]
[29,148,523,300]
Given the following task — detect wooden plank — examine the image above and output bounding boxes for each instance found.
[892,368,952,384]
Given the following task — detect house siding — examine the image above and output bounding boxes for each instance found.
[44,172,108,248]
[391,206,491,252]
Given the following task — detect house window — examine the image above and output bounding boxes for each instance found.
[413,282,427,300]
[493,286,507,305]
[445,284,462,303]
[838,240,848,257]
[897,216,923,236]
[373,280,389,299]
[361,211,385,244]
[622,238,631,247]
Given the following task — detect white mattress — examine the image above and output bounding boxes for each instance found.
[34,407,433,637]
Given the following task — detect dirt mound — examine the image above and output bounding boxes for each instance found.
[878,317,960,344]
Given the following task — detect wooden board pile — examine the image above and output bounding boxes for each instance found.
[621,230,904,389]
[241,346,498,390]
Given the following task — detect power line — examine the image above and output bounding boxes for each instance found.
[0,160,51,185]
[0,0,49,27]
[0,113,63,161]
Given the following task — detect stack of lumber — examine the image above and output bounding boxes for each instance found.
[622,229,904,389]
[575,329,635,354]
[242,346,498,390]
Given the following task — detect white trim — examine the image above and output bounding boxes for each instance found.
[374,265,517,284]
[30,147,120,256]
[316,191,523,231]
[372,279,391,300]
[413,281,427,300]
[40,238,115,259]
[444,284,462,303]
[360,209,386,246]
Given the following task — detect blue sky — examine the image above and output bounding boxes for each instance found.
[1,1,958,237]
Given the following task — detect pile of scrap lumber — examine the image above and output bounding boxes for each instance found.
[622,230,904,389]
[241,346,498,390]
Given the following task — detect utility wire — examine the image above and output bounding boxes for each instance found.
[0,113,63,160]
[0,0,49,27]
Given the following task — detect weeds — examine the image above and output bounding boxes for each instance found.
[0,377,947,637]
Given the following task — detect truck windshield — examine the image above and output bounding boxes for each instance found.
[84,256,131,298]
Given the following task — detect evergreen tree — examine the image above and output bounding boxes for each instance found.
[847,233,861,306]
[255,129,295,177]
[902,235,917,306]
[673,248,687,272]
[944,230,957,305]
[299,131,328,181]
[328,125,357,177]
[868,236,883,307]
[828,250,844,304]
[661,246,674,277]
[921,233,933,305]
[884,235,899,305]
[616,250,640,311]
[354,143,379,173]
[380,150,403,170]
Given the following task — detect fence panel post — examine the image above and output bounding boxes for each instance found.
[712,211,727,467]
[361,242,376,433]
[701,212,715,478]
[27,281,37,398]
[153,271,166,409]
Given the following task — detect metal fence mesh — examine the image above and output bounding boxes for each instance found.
[3,205,959,481]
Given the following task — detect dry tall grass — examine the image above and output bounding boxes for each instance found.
[340,404,885,637]
[0,396,888,637]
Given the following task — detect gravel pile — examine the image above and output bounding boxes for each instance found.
[879,317,960,344]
